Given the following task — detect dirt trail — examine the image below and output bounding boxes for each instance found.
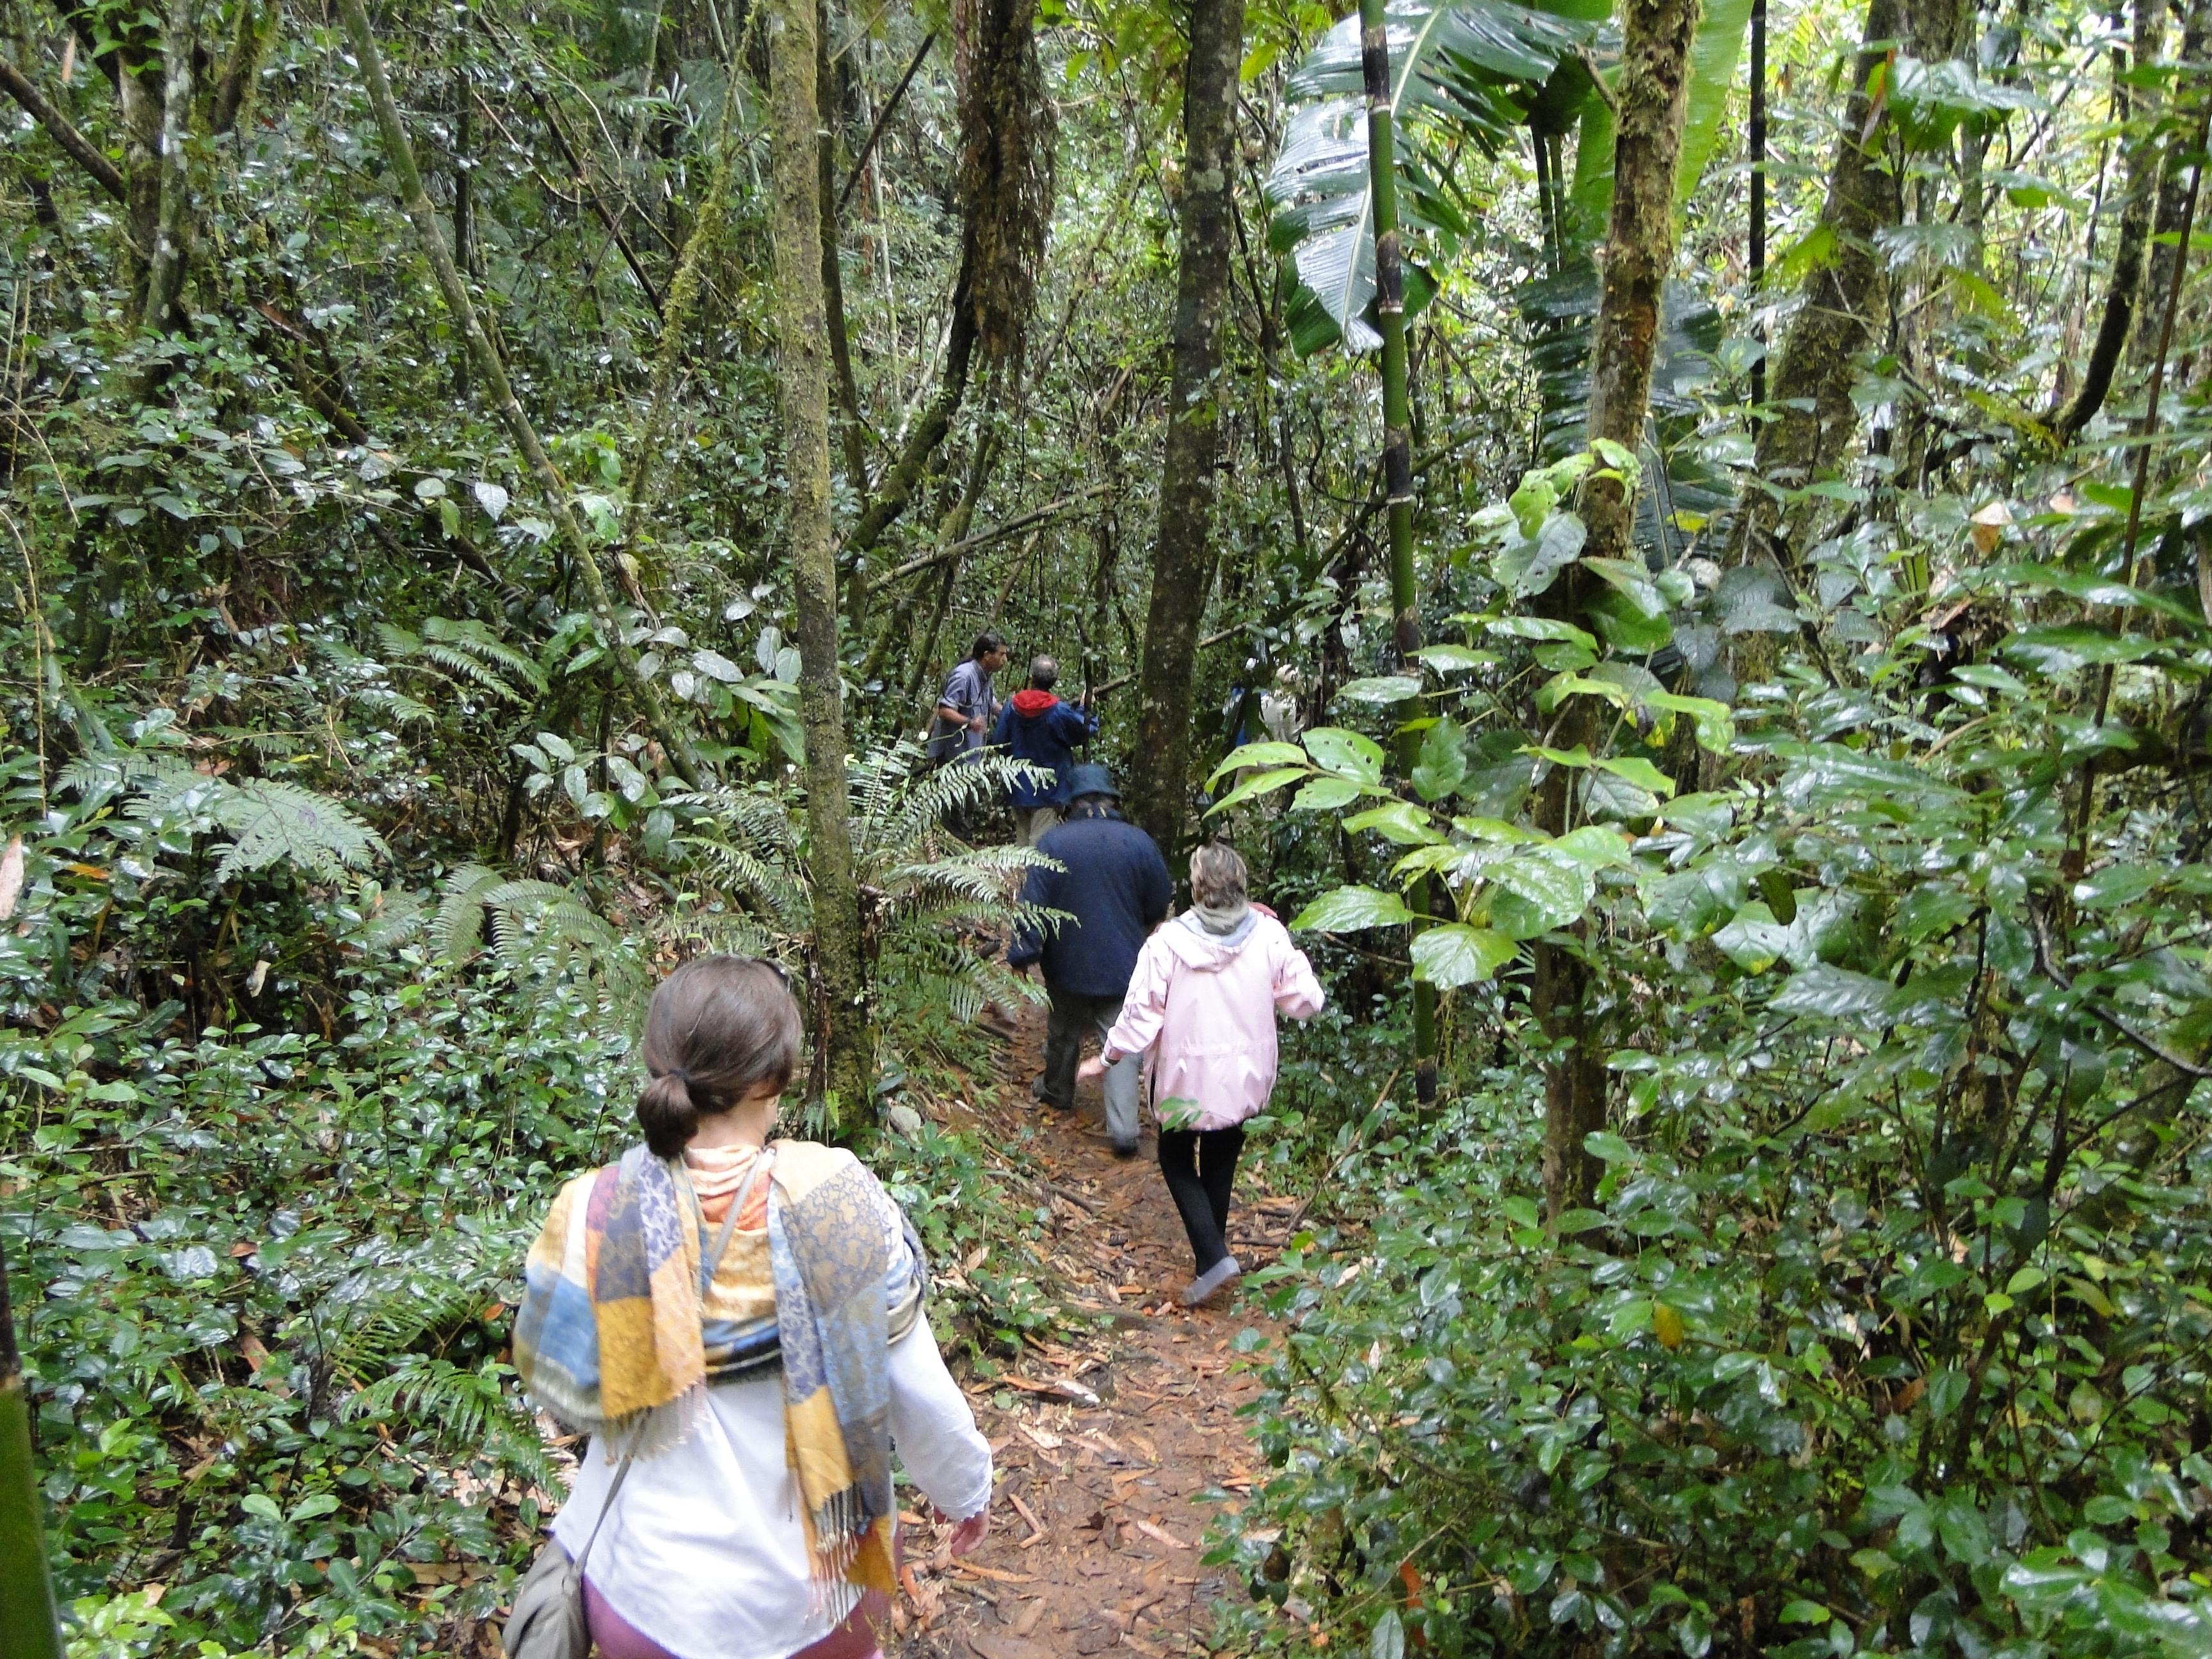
[889,1009,1296,1659]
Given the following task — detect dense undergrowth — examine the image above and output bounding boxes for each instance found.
[0,715,1073,1656]
[1208,569,2212,1659]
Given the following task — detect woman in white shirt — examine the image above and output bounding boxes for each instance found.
[513,957,992,1659]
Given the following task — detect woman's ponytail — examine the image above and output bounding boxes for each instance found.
[638,1068,700,1159]
[636,957,804,1159]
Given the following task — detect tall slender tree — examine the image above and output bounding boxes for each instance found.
[1125,0,1246,854]
[766,0,872,1116]
[1356,0,1438,1102]
[1538,0,1703,1217]
[1735,0,1900,573]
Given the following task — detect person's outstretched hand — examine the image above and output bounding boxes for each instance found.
[945,1507,990,1557]
[1251,900,1278,920]
[1075,1054,1107,1086]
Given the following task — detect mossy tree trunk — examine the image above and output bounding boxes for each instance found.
[766,0,872,1118]
[1537,0,1701,1219]
[1126,0,1246,854]
[1736,0,1900,573]
[2059,0,2167,430]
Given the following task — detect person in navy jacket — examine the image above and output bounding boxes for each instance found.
[1006,765,1172,1156]
[990,655,1098,846]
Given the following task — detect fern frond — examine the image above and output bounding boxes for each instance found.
[374,623,422,660]
[341,1357,563,1489]
[429,864,504,963]
[209,780,385,883]
[421,616,549,695]
[353,886,428,954]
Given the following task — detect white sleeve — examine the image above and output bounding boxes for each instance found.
[888,1321,993,1521]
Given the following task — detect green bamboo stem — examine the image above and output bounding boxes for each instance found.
[0,1241,64,1659]
[1359,0,1438,1103]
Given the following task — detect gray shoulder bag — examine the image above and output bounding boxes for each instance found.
[503,1153,765,1658]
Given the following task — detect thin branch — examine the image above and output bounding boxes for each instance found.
[881,483,1109,582]
[336,0,701,785]
[838,29,931,212]
[2030,904,2212,1079]
[518,77,663,315]
[0,56,124,200]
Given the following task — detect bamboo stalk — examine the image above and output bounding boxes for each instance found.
[1358,0,1437,1104]
[0,1240,64,1659]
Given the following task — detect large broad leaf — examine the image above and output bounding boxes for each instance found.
[1519,266,1731,553]
[1293,885,1416,932]
[1265,0,1597,353]
[1413,922,1519,987]
[1563,0,1756,238]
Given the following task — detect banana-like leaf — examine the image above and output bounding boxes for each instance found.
[1521,265,1732,559]
[1565,0,1755,241]
[1266,0,1598,354]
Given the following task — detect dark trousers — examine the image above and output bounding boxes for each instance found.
[1157,1124,1246,1274]
[1041,988,1141,1145]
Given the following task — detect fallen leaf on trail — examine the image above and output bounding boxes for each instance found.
[1133,1519,1192,1550]
[1018,1423,1064,1450]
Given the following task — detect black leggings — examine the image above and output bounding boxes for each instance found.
[1156,1125,1246,1274]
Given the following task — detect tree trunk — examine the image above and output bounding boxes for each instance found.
[766,0,872,1118]
[1747,0,1766,410]
[2137,0,2208,365]
[2056,0,2167,433]
[1537,0,1701,1220]
[1736,0,1901,570]
[623,72,742,577]
[1349,0,1439,1099]
[819,0,869,513]
[1125,0,1244,854]
[338,0,703,785]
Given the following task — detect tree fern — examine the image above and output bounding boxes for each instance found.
[428,864,504,964]
[667,741,1056,1038]
[341,1358,561,1491]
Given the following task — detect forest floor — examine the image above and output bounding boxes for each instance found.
[890,1004,1295,1659]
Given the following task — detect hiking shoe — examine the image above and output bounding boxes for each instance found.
[1029,1074,1049,1102]
[1110,1139,1141,1160]
[1181,1256,1242,1307]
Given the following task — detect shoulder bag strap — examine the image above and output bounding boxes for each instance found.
[573,1453,633,1580]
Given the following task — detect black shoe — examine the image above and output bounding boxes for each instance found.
[1110,1139,1141,1160]
[1029,1075,1049,1102]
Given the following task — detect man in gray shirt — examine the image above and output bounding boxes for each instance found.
[927,630,1009,765]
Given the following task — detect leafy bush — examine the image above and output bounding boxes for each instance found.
[1217,564,2212,1659]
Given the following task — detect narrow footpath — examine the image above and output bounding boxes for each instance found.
[889,1007,1297,1659]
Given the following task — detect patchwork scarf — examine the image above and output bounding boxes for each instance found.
[513,1139,926,1608]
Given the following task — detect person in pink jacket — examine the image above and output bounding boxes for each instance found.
[1078,842,1326,1306]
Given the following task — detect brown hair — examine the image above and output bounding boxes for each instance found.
[636,956,803,1158]
[1190,842,1247,908]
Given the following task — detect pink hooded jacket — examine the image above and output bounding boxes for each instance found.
[1103,908,1326,1132]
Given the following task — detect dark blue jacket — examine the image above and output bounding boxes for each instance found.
[990,693,1098,808]
[1007,810,1173,998]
